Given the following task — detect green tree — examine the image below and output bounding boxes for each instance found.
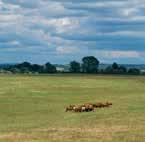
[82,56,99,73]
[104,66,113,74]
[15,62,32,73]
[69,61,81,73]
[128,68,140,75]
[112,62,119,70]
[44,62,57,73]
[105,64,127,74]
[118,66,127,74]
[31,64,43,73]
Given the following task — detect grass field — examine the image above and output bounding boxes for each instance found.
[0,74,145,142]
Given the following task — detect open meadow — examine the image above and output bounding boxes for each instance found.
[0,74,145,142]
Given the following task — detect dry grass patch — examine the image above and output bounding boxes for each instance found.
[0,125,129,142]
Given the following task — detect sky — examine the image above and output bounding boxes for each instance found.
[0,0,145,64]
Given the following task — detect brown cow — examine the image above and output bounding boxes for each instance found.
[93,102,104,108]
[73,105,82,112]
[83,104,94,112]
[106,102,112,106]
[81,106,86,112]
[66,101,112,113]
[65,105,75,112]
[93,102,112,108]
[105,102,113,107]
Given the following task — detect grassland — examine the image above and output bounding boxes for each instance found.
[0,74,145,142]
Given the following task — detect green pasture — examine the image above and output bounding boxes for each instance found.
[0,74,145,142]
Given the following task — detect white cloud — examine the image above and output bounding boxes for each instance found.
[0,0,145,63]
[56,46,79,54]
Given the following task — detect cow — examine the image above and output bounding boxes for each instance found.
[65,101,112,113]
[106,102,112,106]
[82,103,94,112]
[73,105,82,112]
[105,102,113,107]
[93,102,104,108]
[93,102,112,108]
[65,105,75,112]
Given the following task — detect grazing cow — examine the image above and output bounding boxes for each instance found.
[83,104,94,112]
[88,104,94,112]
[93,102,112,108]
[65,105,75,112]
[106,102,112,106]
[93,102,104,108]
[73,105,82,112]
[65,101,112,113]
[100,102,113,108]
[81,106,86,112]
[105,102,113,107]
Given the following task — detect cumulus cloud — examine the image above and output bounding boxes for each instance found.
[0,0,145,63]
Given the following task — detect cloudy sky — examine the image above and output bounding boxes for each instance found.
[0,0,145,64]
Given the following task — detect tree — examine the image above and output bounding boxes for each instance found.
[16,62,31,68]
[15,62,32,73]
[10,68,20,74]
[118,66,127,74]
[69,61,81,73]
[104,64,127,74]
[20,67,30,74]
[104,66,113,74]
[31,64,43,73]
[128,68,140,75]
[82,56,99,73]
[0,61,57,74]
[112,62,119,70]
[44,62,57,73]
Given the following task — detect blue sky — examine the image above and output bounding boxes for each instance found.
[0,0,145,64]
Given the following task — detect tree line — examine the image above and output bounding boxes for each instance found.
[0,56,141,75]
[69,56,140,75]
[1,62,57,74]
